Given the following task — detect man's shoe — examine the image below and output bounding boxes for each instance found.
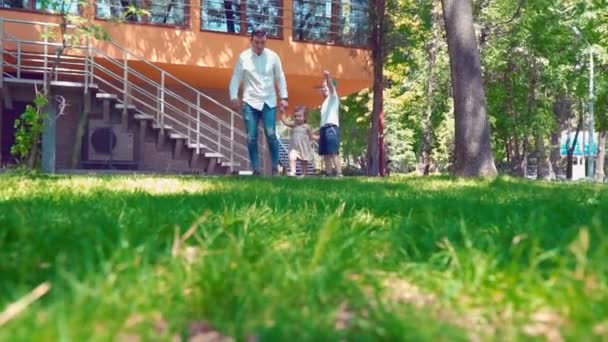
[271,167,279,176]
[252,169,262,176]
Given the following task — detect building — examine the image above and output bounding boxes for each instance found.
[0,0,371,174]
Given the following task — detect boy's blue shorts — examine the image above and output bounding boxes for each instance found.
[318,125,340,155]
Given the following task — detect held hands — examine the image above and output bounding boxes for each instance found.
[230,98,240,110]
[279,99,289,113]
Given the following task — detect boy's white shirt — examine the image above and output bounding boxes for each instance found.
[320,92,340,127]
[229,48,288,111]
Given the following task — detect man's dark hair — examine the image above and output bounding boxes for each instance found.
[251,27,268,39]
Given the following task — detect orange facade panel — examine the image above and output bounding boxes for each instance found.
[1,0,371,107]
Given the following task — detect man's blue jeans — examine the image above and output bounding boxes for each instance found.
[242,103,279,172]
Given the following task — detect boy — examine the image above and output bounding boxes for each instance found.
[317,70,342,177]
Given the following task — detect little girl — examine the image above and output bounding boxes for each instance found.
[281,106,318,177]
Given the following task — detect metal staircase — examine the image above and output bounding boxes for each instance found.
[0,17,265,174]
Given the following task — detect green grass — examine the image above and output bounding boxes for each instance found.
[1,174,608,341]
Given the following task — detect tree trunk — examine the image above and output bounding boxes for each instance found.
[595,131,606,182]
[441,0,497,177]
[71,96,90,168]
[27,136,40,169]
[521,137,528,178]
[550,95,572,178]
[419,5,441,176]
[366,0,385,176]
[536,134,554,180]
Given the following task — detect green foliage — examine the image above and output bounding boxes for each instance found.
[339,90,371,162]
[10,93,49,162]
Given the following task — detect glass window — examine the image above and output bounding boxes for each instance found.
[0,0,30,9]
[0,0,78,13]
[293,0,369,47]
[36,0,79,13]
[201,0,242,33]
[149,0,188,25]
[336,0,368,46]
[201,0,282,38]
[244,0,281,37]
[96,0,189,27]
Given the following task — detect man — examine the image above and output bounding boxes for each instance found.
[318,70,342,177]
[229,27,288,176]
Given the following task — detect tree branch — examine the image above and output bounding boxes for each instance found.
[488,0,527,30]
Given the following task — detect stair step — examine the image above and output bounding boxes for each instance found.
[96,93,118,100]
[204,152,224,159]
[115,103,137,110]
[3,78,99,89]
[221,161,240,167]
[134,113,155,120]
[152,123,173,130]
[169,133,188,140]
[238,171,254,176]
[188,143,208,149]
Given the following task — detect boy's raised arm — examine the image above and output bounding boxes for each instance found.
[324,70,336,95]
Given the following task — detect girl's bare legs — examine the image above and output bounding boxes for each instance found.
[288,151,297,176]
[301,160,309,177]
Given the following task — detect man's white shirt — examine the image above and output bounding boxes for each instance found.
[229,48,288,111]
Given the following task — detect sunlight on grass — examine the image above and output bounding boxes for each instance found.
[0,175,230,201]
[1,174,607,340]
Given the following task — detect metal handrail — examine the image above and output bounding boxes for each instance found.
[0,17,256,170]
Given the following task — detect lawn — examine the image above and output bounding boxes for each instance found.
[1,174,607,341]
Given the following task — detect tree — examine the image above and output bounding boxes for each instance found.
[366,0,386,176]
[440,0,497,177]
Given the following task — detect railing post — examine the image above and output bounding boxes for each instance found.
[15,41,22,79]
[160,72,165,128]
[156,86,161,122]
[187,106,192,142]
[43,36,48,93]
[54,47,59,82]
[123,51,128,115]
[196,94,200,154]
[89,43,94,86]
[84,37,89,94]
[230,111,234,172]
[217,121,221,155]
[0,17,4,89]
